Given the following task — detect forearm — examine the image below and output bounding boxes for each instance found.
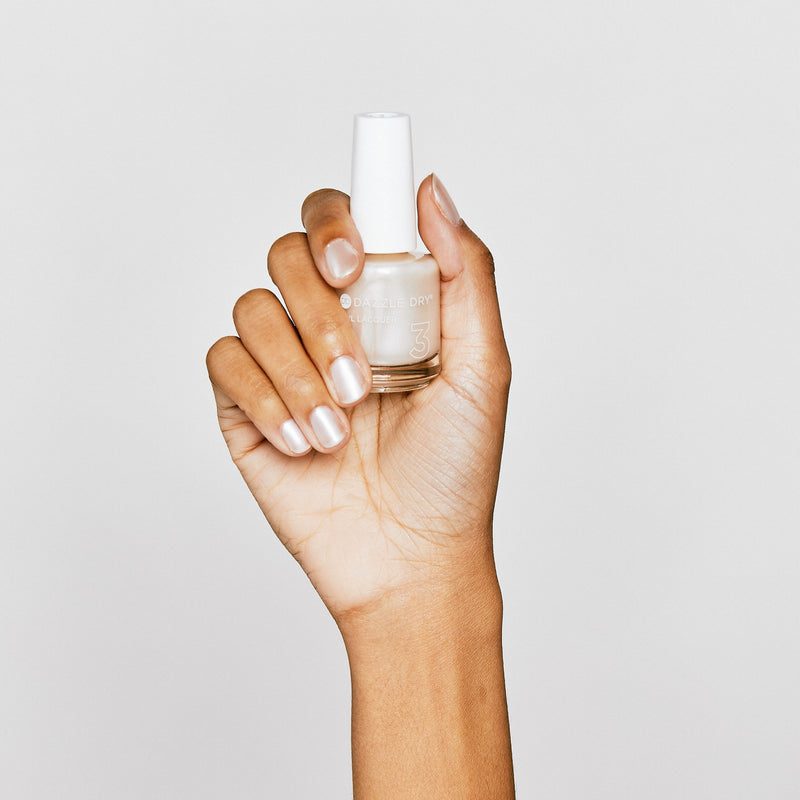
[340,563,515,799]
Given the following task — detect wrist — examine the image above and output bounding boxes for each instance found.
[340,557,515,798]
[335,556,504,655]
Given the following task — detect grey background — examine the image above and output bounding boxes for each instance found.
[2,1,798,797]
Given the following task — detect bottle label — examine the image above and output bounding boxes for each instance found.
[338,290,440,364]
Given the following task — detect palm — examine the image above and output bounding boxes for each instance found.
[218,376,506,618]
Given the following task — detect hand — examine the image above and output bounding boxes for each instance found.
[206,174,511,626]
[207,174,515,797]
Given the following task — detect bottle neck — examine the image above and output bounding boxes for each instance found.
[363,251,428,262]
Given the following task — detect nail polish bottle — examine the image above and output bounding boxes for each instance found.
[338,112,441,392]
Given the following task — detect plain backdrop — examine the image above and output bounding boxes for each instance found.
[2,1,799,797]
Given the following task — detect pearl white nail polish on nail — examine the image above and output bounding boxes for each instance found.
[331,355,366,404]
[325,238,359,280]
[310,406,345,448]
[432,173,461,226]
[280,419,310,454]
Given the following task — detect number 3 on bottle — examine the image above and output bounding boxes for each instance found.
[409,322,431,359]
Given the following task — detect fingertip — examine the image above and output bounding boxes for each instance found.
[431,173,462,226]
[330,355,371,407]
[323,237,364,288]
[302,188,365,289]
[309,405,350,452]
[416,174,436,223]
[418,173,462,229]
[280,419,313,456]
[417,174,466,283]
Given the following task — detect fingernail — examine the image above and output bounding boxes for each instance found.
[310,405,346,448]
[432,174,461,226]
[280,419,310,454]
[325,238,359,280]
[330,355,367,405]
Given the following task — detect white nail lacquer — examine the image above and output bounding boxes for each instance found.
[338,112,441,393]
[310,406,345,448]
[280,419,310,454]
[330,355,366,405]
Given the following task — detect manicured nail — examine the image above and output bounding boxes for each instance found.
[310,405,345,448]
[280,419,310,454]
[325,238,359,280]
[330,355,367,404]
[431,174,461,226]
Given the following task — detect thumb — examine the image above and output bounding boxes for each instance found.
[417,174,511,390]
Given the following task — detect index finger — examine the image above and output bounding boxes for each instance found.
[301,189,365,288]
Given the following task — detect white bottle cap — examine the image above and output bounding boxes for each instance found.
[350,112,417,254]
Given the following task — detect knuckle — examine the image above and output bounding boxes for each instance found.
[233,288,279,327]
[267,232,308,280]
[473,241,496,276]
[250,384,277,418]
[301,188,348,227]
[462,229,495,276]
[300,189,329,219]
[304,314,343,350]
[478,335,512,393]
[205,335,239,373]
[495,354,512,391]
[280,360,319,399]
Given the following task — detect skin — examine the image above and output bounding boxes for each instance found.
[206,174,514,798]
